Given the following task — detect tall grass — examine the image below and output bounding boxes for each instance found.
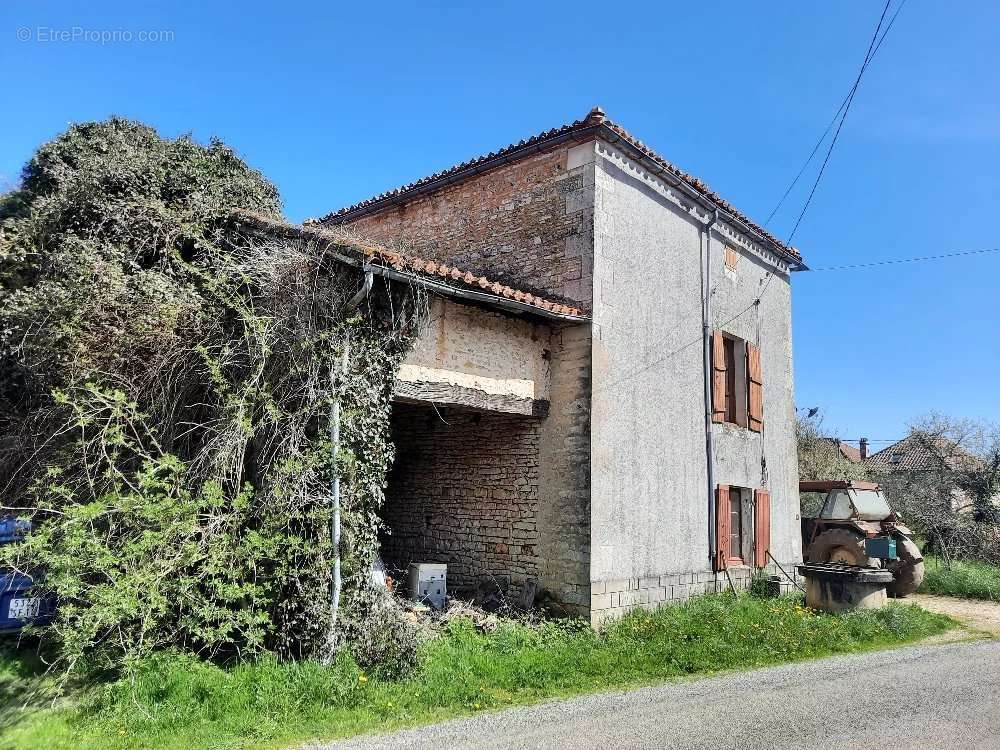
[0,593,952,750]
[920,556,1000,601]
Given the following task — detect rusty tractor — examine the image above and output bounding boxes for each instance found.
[799,480,924,597]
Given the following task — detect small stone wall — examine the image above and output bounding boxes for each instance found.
[382,403,541,601]
[590,562,801,627]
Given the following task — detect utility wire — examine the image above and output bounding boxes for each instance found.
[595,241,996,396]
[785,0,900,245]
[765,0,908,228]
[805,247,1000,272]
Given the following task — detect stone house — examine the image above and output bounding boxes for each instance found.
[311,107,806,624]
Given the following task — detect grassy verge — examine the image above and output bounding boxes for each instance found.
[0,593,952,750]
[920,556,1000,601]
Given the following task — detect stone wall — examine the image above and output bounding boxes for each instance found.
[334,143,596,309]
[590,561,801,626]
[382,403,541,601]
[396,296,552,416]
[536,323,592,615]
[338,141,597,613]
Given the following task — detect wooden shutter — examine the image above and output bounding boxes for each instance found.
[754,489,771,568]
[714,485,731,571]
[711,331,726,424]
[747,343,763,432]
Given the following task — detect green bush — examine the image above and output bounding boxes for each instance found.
[342,594,422,680]
[0,119,425,675]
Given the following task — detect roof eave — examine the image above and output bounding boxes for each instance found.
[322,123,602,226]
[322,116,806,270]
[227,211,590,325]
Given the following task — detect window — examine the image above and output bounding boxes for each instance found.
[716,485,772,571]
[724,337,738,424]
[716,485,756,570]
[729,492,743,564]
[820,490,853,519]
[712,331,762,430]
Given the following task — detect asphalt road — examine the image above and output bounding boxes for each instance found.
[309,639,1000,750]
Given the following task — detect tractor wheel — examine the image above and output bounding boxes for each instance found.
[806,528,880,568]
[885,538,925,598]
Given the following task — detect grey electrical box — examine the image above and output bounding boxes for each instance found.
[407,563,447,609]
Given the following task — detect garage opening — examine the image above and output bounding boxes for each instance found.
[380,402,542,604]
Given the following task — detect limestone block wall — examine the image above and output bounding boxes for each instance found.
[382,404,542,601]
[590,562,802,627]
[398,296,552,408]
[537,322,592,614]
[336,140,597,613]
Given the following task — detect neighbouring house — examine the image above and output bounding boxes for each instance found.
[863,434,977,474]
[252,107,807,624]
[863,434,986,513]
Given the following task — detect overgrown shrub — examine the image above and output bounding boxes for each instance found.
[343,593,422,680]
[0,118,425,674]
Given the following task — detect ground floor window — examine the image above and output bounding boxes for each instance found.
[729,491,744,565]
[716,484,755,570]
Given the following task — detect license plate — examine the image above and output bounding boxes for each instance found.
[7,598,42,620]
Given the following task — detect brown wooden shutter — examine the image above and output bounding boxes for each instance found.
[714,485,731,571]
[747,343,764,432]
[754,489,771,568]
[712,331,726,423]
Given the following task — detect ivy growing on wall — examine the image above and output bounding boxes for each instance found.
[0,118,425,674]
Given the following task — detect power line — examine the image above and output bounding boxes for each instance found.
[805,247,1000,272]
[785,0,902,245]
[765,0,908,229]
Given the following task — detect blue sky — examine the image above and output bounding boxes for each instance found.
[2,1,998,446]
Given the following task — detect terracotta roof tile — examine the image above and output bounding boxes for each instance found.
[862,435,984,473]
[227,210,585,319]
[320,107,802,264]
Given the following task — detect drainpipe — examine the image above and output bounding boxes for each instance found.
[328,267,374,653]
[701,209,719,568]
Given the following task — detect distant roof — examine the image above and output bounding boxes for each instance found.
[862,434,983,473]
[228,210,587,320]
[822,438,863,463]
[320,107,804,267]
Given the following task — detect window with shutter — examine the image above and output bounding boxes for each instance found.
[713,331,751,428]
[714,485,731,571]
[754,489,771,568]
[711,331,726,424]
[747,343,764,432]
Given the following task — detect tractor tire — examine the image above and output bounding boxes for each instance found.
[885,537,925,598]
[806,528,880,568]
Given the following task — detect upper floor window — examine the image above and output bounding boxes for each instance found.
[712,330,763,432]
[724,336,738,423]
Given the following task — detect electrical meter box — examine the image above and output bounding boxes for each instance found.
[407,563,447,609]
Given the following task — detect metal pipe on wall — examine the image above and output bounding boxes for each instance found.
[701,210,719,568]
[327,268,373,656]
